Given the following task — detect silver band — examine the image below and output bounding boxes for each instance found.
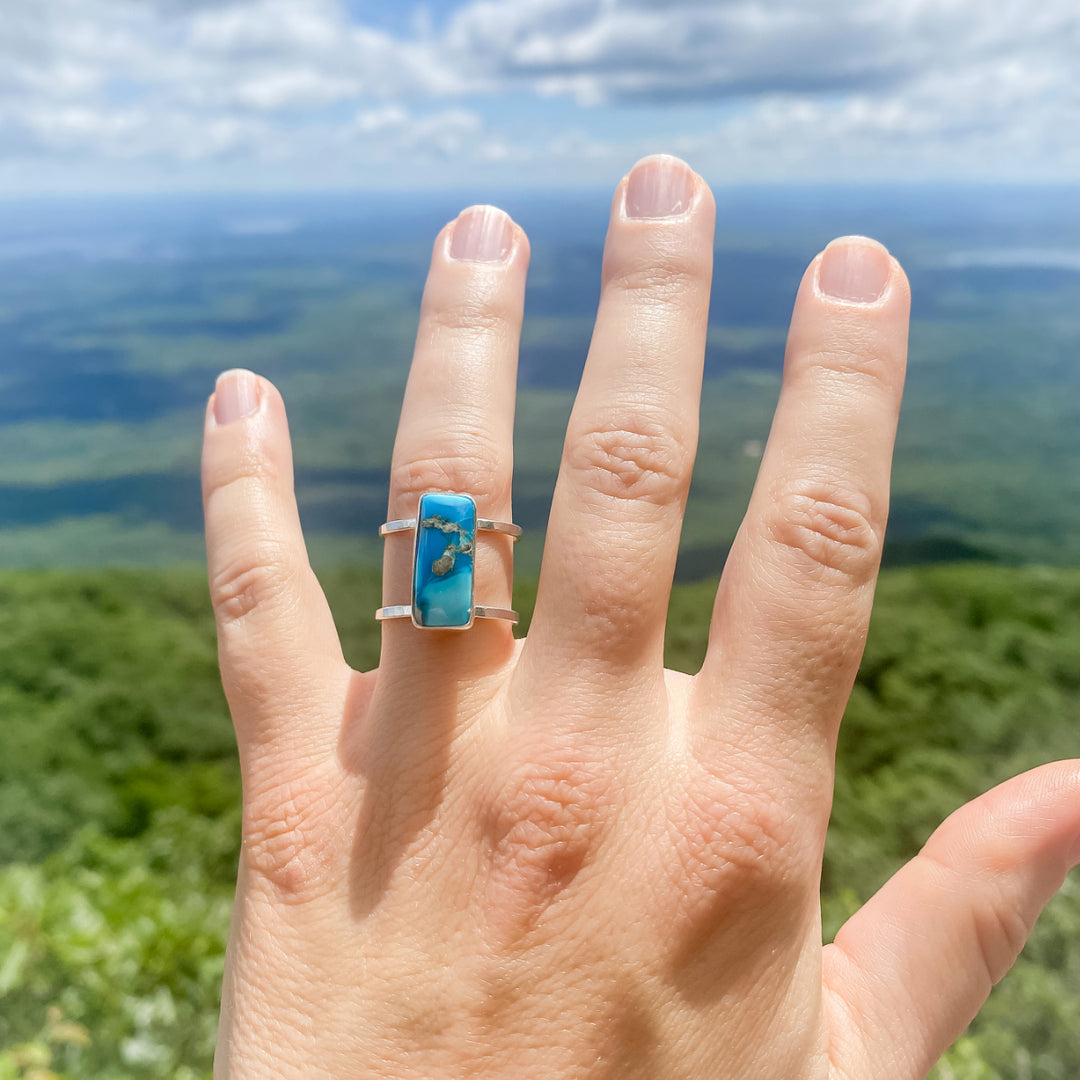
[376,604,518,624]
[380,517,521,539]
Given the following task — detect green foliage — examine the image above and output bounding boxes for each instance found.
[829,565,1080,892]
[830,565,1080,1078]
[931,1037,1003,1080]
[1,564,1079,1074]
[0,809,235,1079]
[0,571,236,865]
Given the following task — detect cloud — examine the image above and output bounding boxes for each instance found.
[698,55,1080,181]
[0,1,441,117]
[439,0,1080,181]
[10,104,276,162]
[441,0,1079,106]
[349,105,484,159]
[0,0,471,175]
[0,0,1076,187]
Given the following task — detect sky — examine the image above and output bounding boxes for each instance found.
[0,0,1077,194]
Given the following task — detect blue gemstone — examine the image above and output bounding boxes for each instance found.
[412,493,476,628]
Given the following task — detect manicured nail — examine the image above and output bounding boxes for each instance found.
[624,154,696,219]
[214,369,258,425]
[449,205,513,262]
[818,237,892,304]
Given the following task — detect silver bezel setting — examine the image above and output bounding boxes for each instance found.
[377,491,520,630]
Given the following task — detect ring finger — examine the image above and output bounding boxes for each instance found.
[379,205,529,685]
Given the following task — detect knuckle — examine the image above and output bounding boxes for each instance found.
[664,771,805,950]
[389,439,508,508]
[766,481,882,584]
[204,450,287,509]
[603,250,706,301]
[677,772,798,884]
[242,765,349,903]
[422,291,518,338]
[920,847,1034,988]
[971,883,1033,986]
[564,416,692,506]
[209,540,295,626]
[479,749,612,940]
[792,342,899,391]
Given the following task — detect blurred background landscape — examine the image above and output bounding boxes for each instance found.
[4,184,1080,576]
[2,1,1080,1077]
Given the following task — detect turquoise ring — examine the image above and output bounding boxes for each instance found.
[376,492,520,629]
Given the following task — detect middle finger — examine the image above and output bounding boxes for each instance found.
[521,155,715,704]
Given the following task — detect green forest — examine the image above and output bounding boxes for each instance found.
[1,563,1079,1079]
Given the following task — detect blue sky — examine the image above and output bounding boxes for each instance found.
[0,0,1077,194]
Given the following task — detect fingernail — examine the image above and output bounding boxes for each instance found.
[818,237,892,304]
[449,205,513,262]
[213,369,259,425]
[624,154,696,219]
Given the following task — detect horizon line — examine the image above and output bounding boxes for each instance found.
[1,178,1080,203]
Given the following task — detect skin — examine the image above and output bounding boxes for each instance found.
[202,155,1080,1079]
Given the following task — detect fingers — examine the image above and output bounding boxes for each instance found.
[521,155,715,698]
[379,205,528,679]
[696,238,910,769]
[823,761,1080,1080]
[203,369,349,755]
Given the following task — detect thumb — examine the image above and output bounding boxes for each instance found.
[822,761,1080,1080]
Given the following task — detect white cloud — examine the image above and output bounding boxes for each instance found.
[0,0,474,180]
[0,0,1076,188]
[353,106,413,136]
[441,0,1078,106]
[349,105,483,158]
[434,0,1080,180]
[10,102,276,161]
[0,1,444,123]
[695,54,1080,182]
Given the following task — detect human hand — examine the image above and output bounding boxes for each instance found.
[202,155,1080,1079]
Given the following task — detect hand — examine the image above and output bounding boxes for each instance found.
[201,155,1080,1079]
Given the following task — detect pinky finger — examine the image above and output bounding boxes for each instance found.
[203,369,350,757]
[822,761,1080,1080]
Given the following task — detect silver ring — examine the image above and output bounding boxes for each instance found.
[376,605,518,624]
[377,491,520,630]
[380,517,521,539]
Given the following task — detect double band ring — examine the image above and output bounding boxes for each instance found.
[376,492,520,629]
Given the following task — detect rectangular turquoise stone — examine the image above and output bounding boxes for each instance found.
[412,492,476,628]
